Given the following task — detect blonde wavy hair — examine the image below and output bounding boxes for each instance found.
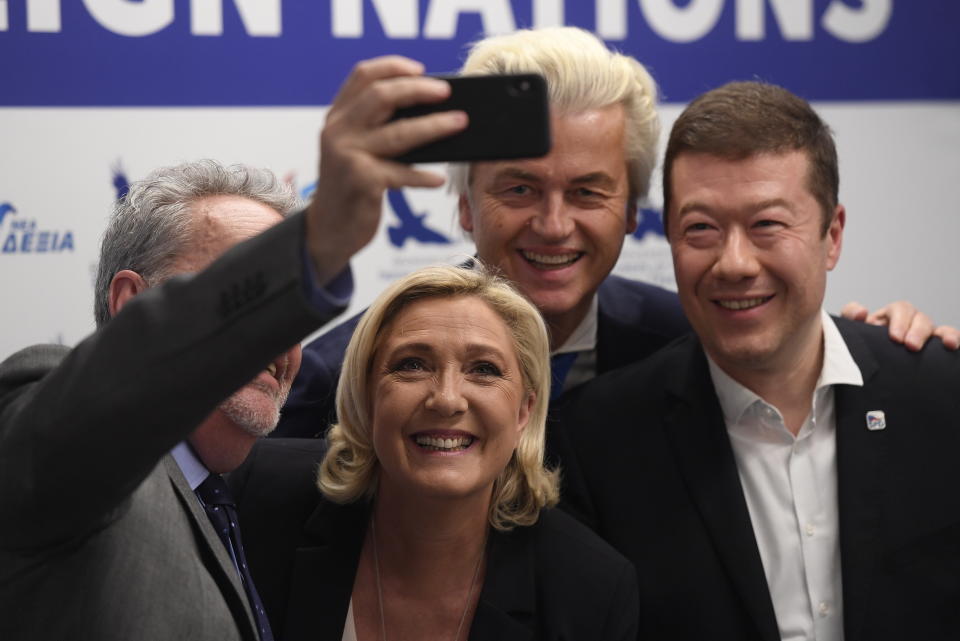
[318,263,559,530]
[448,26,660,205]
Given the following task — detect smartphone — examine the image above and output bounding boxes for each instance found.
[391,73,551,164]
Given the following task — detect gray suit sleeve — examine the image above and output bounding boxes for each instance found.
[0,212,342,551]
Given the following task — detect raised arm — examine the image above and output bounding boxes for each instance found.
[305,56,467,285]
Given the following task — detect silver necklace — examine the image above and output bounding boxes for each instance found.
[369,515,485,641]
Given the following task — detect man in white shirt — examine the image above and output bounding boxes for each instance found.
[558,81,960,641]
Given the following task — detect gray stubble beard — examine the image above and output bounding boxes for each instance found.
[217,379,290,438]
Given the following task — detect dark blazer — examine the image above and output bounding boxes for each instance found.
[556,318,960,641]
[274,274,689,438]
[0,213,338,641]
[231,438,640,641]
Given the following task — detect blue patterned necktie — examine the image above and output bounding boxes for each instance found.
[550,351,580,400]
[195,474,274,641]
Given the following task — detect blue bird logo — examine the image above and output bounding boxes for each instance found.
[296,182,451,247]
[631,208,666,241]
[299,181,316,201]
[0,202,16,225]
[111,161,130,201]
[386,190,451,248]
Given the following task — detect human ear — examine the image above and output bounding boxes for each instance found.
[108,269,149,318]
[458,194,475,233]
[516,390,535,435]
[624,202,638,235]
[825,205,845,271]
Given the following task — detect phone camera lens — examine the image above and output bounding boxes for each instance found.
[507,78,532,97]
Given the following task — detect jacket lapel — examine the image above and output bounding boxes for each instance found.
[163,455,258,641]
[469,526,535,641]
[595,279,653,375]
[832,323,886,641]
[660,339,781,641]
[283,500,367,641]
[594,276,691,376]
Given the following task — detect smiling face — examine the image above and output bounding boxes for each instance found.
[369,295,533,503]
[459,105,636,346]
[667,150,843,379]
[175,195,302,442]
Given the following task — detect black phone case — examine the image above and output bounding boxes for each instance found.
[391,73,551,164]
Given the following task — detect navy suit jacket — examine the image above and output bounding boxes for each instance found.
[230,438,640,641]
[274,274,689,439]
[556,318,960,641]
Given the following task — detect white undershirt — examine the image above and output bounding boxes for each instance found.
[708,311,863,641]
[342,598,358,641]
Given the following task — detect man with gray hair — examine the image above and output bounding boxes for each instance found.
[275,26,953,444]
[0,59,467,641]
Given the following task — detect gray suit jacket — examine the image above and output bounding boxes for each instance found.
[0,213,339,641]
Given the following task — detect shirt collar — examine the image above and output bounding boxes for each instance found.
[170,441,211,491]
[552,294,598,355]
[708,310,863,424]
[817,309,864,389]
[708,359,762,425]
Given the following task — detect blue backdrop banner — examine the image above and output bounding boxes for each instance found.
[2,0,956,105]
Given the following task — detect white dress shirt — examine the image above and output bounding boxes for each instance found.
[170,440,210,490]
[553,294,599,392]
[708,311,863,641]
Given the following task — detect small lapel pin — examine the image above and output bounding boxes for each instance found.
[865,410,886,431]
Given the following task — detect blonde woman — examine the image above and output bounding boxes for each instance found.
[232,264,638,641]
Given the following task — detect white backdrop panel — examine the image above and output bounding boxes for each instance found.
[1,101,958,359]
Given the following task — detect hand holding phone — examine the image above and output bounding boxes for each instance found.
[307,56,467,284]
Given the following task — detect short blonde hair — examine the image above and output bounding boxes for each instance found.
[318,264,559,530]
[449,26,660,205]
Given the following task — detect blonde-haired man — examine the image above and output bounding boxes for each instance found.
[277,26,951,444]
[280,27,689,441]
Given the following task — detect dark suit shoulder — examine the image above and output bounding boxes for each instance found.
[230,438,331,551]
[556,333,699,478]
[598,274,688,338]
[230,438,343,641]
[0,344,69,388]
[569,331,699,410]
[301,312,361,380]
[231,437,328,507]
[305,312,362,360]
[527,508,639,639]
[552,334,704,531]
[276,313,363,438]
[249,435,329,459]
[0,344,68,417]
[837,315,959,364]
[832,317,960,637]
[835,316,960,399]
[532,507,635,575]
